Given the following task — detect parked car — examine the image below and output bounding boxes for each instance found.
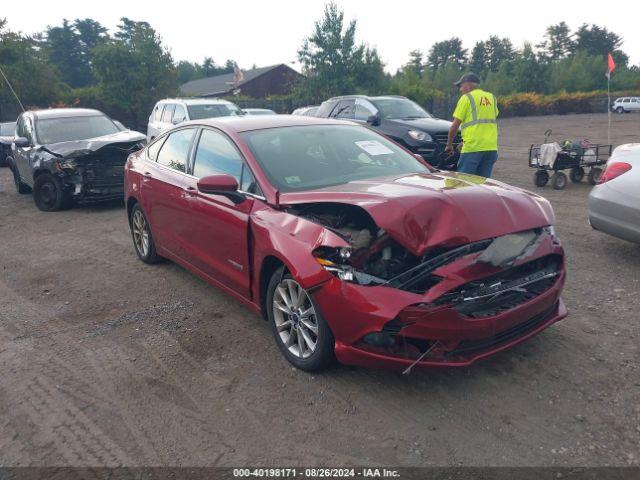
[611,97,640,114]
[0,121,16,167]
[315,95,461,170]
[147,98,243,141]
[291,105,319,116]
[588,143,640,243]
[243,108,277,116]
[125,115,566,372]
[8,108,145,211]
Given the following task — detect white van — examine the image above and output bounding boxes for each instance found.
[147,98,243,140]
[611,97,640,114]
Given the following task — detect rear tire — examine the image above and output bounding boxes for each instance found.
[11,162,31,194]
[129,203,161,264]
[550,171,567,190]
[33,173,71,211]
[570,166,585,183]
[533,170,549,187]
[267,267,335,371]
[588,167,603,185]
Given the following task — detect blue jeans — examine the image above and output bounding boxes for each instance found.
[457,150,498,178]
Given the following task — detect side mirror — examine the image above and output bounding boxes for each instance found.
[197,174,245,203]
[13,136,30,147]
[171,117,185,125]
[366,113,380,126]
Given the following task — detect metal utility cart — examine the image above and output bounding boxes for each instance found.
[528,129,612,190]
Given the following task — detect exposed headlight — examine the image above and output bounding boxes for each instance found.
[313,247,383,285]
[408,130,432,142]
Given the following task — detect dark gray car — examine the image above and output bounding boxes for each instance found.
[7,108,145,211]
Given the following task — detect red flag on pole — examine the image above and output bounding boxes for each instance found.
[607,53,616,75]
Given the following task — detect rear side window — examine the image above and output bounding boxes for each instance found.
[193,129,243,179]
[156,128,195,173]
[161,104,176,122]
[623,98,631,103]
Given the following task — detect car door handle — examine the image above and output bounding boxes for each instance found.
[142,171,152,182]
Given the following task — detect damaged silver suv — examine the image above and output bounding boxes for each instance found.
[7,108,146,211]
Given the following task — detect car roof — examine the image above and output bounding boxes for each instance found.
[157,98,235,106]
[325,95,407,102]
[182,114,356,133]
[30,108,106,120]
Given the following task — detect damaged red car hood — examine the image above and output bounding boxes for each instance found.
[277,172,555,256]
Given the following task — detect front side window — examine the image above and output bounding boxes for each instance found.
[156,128,195,173]
[241,125,431,193]
[354,99,377,121]
[331,100,355,119]
[187,103,243,120]
[371,98,433,119]
[173,105,187,123]
[161,104,176,122]
[193,129,243,179]
[35,115,119,144]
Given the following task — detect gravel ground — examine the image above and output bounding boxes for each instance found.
[0,113,638,467]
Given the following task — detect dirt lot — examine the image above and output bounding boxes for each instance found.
[0,113,639,467]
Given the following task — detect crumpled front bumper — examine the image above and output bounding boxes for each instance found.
[311,240,567,371]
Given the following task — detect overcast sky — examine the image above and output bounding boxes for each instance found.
[4,0,638,73]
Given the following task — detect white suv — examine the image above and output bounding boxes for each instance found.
[611,97,640,114]
[147,98,243,140]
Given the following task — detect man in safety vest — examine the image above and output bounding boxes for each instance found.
[445,72,499,177]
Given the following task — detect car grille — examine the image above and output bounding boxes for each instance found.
[444,303,557,357]
[435,255,561,318]
[433,132,461,145]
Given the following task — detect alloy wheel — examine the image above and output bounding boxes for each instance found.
[272,279,318,359]
[132,209,150,257]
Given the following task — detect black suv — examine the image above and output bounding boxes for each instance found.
[315,95,461,170]
[8,109,146,211]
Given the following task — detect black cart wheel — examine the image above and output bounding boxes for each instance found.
[588,167,603,185]
[550,171,568,190]
[534,170,549,187]
[570,166,585,183]
[33,173,71,212]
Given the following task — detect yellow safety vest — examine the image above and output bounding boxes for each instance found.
[452,89,499,153]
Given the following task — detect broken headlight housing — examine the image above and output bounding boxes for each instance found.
[313,247,383,285]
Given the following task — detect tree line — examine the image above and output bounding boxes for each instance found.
[1,5,639,128]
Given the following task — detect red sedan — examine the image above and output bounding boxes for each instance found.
[124,116,566,372]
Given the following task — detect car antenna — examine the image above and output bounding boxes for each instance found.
[0,66,26,112]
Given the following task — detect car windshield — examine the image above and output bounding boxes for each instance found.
[187,104,243,120]
[241,125,431,192]
[36,115,119,144]
[371,98,433,119]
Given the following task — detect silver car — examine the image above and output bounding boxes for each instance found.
[147,98,243,141]
[588,143,640,243]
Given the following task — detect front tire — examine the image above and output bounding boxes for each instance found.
[616,107,624,114]
[33,173,71,211]
[267,268,335,371]
[129,203,161,264]
[534,170,549,187]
